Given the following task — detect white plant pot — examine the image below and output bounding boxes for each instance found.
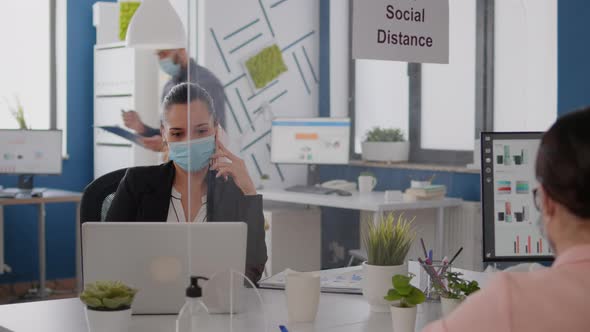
[440,297,463,317]
[390,305,417,332]
[362,262,408,313]
[85,307,132,332]
[362,142,410,162]
[259,179,272,190]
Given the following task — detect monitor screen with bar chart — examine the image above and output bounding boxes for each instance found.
[481,132,553,262]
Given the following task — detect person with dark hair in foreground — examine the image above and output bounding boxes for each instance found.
[106,82,267,283]
[423,108,590,332]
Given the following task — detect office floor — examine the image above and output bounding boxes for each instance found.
[0,278,77,305]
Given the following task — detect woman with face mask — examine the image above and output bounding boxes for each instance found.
[121,48,227,152]
[422,108,590,332]
[106,82,266,283]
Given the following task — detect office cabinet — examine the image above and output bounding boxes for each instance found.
[93,43,160,178]
[263,204,321,275]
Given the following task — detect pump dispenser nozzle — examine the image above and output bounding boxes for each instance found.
[186,276,208,298]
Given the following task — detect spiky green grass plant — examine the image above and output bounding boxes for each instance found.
[364,213,416,266]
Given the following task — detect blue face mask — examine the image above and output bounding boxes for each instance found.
[159,57,182,77]
[168,136,216,172]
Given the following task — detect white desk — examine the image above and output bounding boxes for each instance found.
[0,189,83,297]
[0,289,442,332]
[259,190,463,260]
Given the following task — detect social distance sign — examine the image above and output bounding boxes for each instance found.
[353,0,449,64]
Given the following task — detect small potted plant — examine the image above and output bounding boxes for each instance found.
[385,274,426,332]
[258,174,271,190]
[362,127,409,162]
[4,96,29,129]
[362,212,416,312]
[80,281,138,332]
[440,272,480,316]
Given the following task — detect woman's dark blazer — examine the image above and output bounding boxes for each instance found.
[105,161,268,283]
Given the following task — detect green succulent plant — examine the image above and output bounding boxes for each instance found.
[364,127,405,143]
[360,171,375,177]
[443,272,480,300]
[80,281,138,311]
[384,274,426,308]
[363,212,416,266]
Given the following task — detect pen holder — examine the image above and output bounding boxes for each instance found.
[419,260,451,302]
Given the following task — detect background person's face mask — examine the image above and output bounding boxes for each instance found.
[168,136,216,172]
[159,57,181,77]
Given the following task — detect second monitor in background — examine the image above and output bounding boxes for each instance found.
[271,118,350,165]
[0,129,63,192]
[271,118,351,195]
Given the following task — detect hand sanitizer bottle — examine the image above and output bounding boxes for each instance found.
[176,276,209,332]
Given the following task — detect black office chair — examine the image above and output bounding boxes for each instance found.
[80,168,128,222]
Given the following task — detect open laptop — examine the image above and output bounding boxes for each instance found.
[82,222,247,315]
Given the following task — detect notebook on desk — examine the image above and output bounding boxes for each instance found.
[260,266,363,294]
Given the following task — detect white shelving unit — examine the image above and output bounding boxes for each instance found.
[93,2,161,178]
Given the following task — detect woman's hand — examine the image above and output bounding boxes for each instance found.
[140,135,164,152]
[122,110,146,134]
[210,138,257,196]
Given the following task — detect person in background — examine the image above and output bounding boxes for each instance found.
[107,83,266,283]
[123,48,226,152]
[423,108,590,332]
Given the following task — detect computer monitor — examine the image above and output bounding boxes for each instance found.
[270,118,351,165]
[481,132,553,262]
[0,129,63,189]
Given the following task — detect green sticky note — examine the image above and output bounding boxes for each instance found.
[119,2,141,41]
[246,44,288,89]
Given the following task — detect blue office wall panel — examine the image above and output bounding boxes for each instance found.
[558,1,590,116]
[0,0,109,283]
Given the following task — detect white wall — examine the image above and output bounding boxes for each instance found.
[421,0,476,151]
[198,0,320,187]
[0,2,51,130]
[494,0,557,131]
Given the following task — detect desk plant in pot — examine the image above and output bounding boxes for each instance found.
[258,174,271,190]
[362,127,409,162]
[385,274,426,332]
[80,281,138,332]
[362,212,416,312]
[440,272,480,316]
[4,96,29,129]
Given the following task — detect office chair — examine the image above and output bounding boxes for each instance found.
[80,168,128,222]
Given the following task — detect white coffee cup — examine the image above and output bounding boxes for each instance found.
[358,176,377,193]
[285,270,320,323]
